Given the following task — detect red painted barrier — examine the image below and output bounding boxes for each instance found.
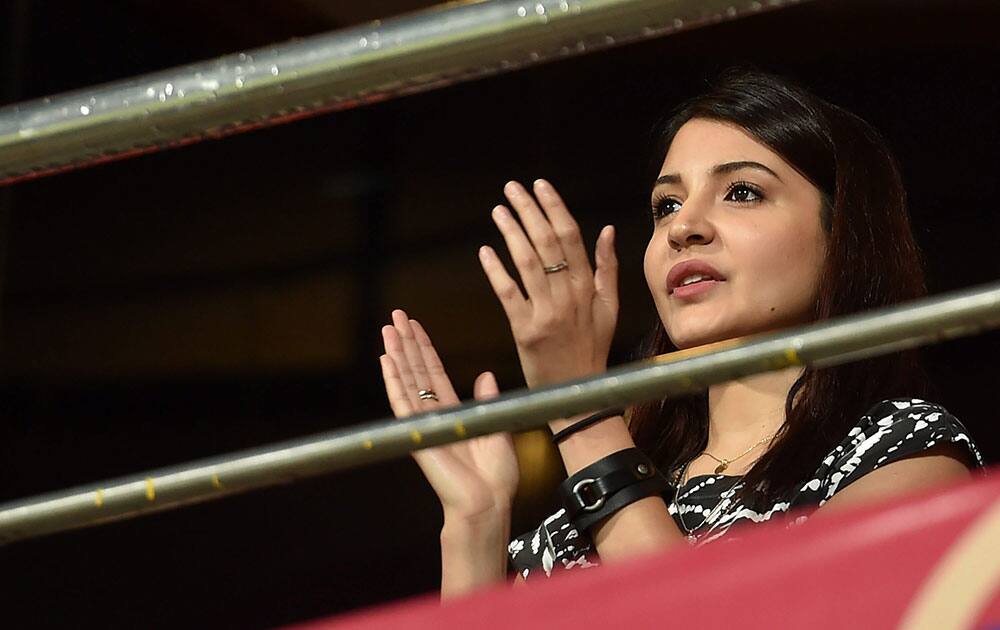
[295,469,1000,630]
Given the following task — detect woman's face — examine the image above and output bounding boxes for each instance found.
[644,118,828,350]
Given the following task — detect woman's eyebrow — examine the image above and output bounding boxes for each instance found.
[654,160,783,186]
[712,160,783,181]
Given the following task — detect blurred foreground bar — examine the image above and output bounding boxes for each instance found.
[0,0,807,184]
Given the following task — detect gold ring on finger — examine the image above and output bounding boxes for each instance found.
[543,260,569,274]
[417,389,439,401]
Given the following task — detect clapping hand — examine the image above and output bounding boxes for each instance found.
[379,310,519,524]
[478,179,619,393]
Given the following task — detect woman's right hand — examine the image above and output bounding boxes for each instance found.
[379,309,520,526]
[478,179,619,392]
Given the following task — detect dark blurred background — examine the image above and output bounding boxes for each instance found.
[0,0,998,627]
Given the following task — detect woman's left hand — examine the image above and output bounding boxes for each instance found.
[479,179,618,390]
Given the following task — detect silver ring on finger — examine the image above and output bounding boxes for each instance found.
[543,259,569,274]
[417,389,439,401]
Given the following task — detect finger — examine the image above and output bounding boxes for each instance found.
[593,225,620,313]
[478,245,531,323]
[532,179,594,282]
[503,181,572,306]
[472,373,515,448]
[391,309,434,399]
[409,319,460,405]
[491,203,552,306]
[379,354,415,418]
[472,371,500,401]
[382,324,422,410]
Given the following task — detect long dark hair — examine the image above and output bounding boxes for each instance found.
[628,67,932,507]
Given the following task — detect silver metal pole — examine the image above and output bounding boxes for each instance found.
[1,281,998,544]
[0,0,810,185]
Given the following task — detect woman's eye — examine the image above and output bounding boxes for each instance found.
[652,182,763,220]
[725,182,764,203]
[651,196,681,220]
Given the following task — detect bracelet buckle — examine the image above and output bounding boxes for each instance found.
[571,478,605,512]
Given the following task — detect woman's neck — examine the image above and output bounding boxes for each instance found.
[705,364,804,454]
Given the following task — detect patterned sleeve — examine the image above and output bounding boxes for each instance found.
[818,397,985,503]
[507,507,600,580]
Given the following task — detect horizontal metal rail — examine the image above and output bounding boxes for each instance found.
[0,0,809,185]
[1,280,998,544]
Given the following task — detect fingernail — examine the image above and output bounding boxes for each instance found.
[534,178,548,188]
[492,205,509,220]
[479,245,492,259]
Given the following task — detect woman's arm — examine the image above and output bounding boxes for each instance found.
[440,508,512,600]
[811,443,972,517]
[480,179,685,564]
[551,412,685,563]
[379,314,519,600]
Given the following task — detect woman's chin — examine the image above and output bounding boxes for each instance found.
[666,317,762,350]
[667,329,730,350]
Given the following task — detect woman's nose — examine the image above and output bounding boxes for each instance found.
[667,200,715,251]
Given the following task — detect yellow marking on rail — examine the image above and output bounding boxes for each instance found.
[145,478,156,501]
[410,430,423,445]
[455,422,467,438]
[211,474,222,489]
[784,348,801,365]
[363,439,374,450]
[94,489,104,507]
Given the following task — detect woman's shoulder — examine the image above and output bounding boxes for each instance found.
[794,397,985,506]
[845,397,983,468]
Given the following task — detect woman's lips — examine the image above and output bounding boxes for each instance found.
[670,279,723,299]
[666,259,726,294]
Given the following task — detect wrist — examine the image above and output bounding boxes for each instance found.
[559,448,669,534]
[549,408,624,438]
[552,416,636,477]
[439,506,512,601]
[549,408,624,434]
[527,361,608,391]
[441,503,511,546]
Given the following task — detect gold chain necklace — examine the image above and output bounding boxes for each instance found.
[699,430,778,474]
[672,431,777,541]
[673,459,733,541]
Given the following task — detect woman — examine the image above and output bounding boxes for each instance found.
[378,68,985,598]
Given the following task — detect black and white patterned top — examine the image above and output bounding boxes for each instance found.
[507,397,986,580]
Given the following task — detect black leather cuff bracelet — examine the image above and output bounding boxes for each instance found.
[558,447,670,534]
[573,475,669,532]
